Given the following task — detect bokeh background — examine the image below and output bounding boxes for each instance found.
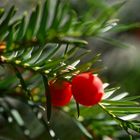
[0,0,140,139]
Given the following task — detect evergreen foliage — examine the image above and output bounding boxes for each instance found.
[0,0,140,139]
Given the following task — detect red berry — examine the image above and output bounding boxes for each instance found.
[49,79,72,107]
[72,73,104,106]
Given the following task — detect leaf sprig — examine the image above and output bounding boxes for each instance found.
[0,0,140,139]
[100,86,140,137]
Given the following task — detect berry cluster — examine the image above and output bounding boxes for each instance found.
[48,73,104,107]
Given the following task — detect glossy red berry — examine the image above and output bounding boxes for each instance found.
[72,72,104,106]
[49,79,72,107]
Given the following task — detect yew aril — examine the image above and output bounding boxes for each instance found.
[72,72,104,106]
[49,79,72,107]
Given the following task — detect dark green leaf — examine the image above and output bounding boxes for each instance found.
[0,6,16,40]
[25,4,40,40]
[42,75,52,122]
[13,66,32,100]
[38,0,49,41]
[15,15,26,41]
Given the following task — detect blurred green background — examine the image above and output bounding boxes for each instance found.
[0,0,140,140]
